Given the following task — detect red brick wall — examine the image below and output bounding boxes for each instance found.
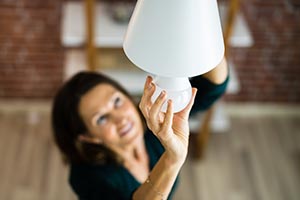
[225,0,300,103]
[0,0,299,103]
[0,0,63,99]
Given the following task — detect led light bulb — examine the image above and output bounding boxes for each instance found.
[151,76,192,113]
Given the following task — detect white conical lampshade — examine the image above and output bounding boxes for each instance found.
[123,0,225,77]
[123,0,224,112]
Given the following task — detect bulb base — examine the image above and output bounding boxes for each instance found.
[151,76,192,113]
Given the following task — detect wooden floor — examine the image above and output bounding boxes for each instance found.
[0,105,299,200]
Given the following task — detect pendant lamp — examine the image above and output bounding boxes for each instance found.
[123,0,224,112]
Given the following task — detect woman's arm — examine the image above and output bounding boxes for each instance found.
[202,56,228,84]
[190,57,229,114]
[133,77,197,200]
[133,152,183,200]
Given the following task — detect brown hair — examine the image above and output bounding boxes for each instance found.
[51,71,139,165]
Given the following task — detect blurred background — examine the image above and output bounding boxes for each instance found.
[0,0,299,199]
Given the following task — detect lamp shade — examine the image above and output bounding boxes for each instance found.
[123,0,224,112]
[123,0,225,77]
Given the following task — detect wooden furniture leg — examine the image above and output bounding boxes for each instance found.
[223,0,240,53]
[85,0,96,71]
[190,107,214,159]
[191,0,240,160]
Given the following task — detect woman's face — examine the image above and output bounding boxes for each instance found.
[78,83,144,150]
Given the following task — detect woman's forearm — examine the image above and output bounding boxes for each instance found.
[202,57,228,84]
[135,77,197,200]
[132,152,184,200]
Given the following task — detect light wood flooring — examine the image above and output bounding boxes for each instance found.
[0,104,299,200]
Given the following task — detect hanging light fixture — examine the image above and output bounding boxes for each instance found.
[123,0,224,112]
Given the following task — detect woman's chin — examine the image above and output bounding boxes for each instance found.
[121,125,143,145]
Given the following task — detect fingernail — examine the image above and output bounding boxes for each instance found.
[160,91,166,97]
[147,76,153,82]
[148,82,154,89]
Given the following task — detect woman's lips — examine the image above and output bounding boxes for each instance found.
[119,122,133,137]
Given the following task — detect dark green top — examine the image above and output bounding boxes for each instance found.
[190,74,229,115]
[69,75,229,200]
[70,131,177,200]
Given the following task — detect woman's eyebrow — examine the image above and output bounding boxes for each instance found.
[90,91,119,120]
[110,91,120,100]
[91,111,103,124]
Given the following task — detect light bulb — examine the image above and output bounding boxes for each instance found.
[151,76,192,113]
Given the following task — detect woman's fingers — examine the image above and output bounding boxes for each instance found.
[148,90,167,131]
[140,76,171,134]
[178,88,198,117]
[159,100,173,140]
[143,75,152,91]
[139,76,155,118]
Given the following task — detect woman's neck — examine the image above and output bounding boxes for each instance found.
[108,132,150,183]
[111,133,147,163]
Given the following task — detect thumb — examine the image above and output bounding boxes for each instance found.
[178,88,197,117]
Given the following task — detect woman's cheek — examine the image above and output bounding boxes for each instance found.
[101,125,116,141]
[124,101,137,115]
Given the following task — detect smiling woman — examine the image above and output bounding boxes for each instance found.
[51,62,228,200]
[78,83,145,156]
[52,72,136,166]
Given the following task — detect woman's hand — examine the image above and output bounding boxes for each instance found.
[139,76,197,164]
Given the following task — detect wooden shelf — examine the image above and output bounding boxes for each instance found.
[64,50,239,95]
[61,1,253,48]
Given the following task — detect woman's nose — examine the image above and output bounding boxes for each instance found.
[112,111,127,126]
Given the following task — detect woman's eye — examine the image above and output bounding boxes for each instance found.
[96,115,107,125]
[114,97,122,108]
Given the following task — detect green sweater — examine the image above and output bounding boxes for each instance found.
[70,131,178,200]
[69,75,229,200]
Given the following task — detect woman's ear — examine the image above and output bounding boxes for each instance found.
[78,134,102,145]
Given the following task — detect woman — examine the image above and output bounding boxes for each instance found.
[52,58,228,200]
